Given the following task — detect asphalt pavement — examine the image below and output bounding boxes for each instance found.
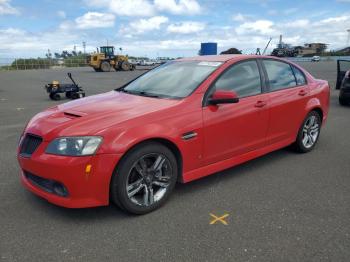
[0,62,349,262]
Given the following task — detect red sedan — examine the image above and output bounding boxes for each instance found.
[18,55,330,214]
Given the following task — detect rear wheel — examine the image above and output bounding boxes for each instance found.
[49,93,61,101]
[120,61,131,71]
[293,111,321,153]
[100,61,111,72]
[110,142,178,215]
[71,92,79,99]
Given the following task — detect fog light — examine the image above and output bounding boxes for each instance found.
[53,182,68,197]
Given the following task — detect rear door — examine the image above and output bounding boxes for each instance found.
[202,59,270,164]
[336,60,350,89]
[261,59,309,145]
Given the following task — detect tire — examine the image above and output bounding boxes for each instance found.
[100,61,111,72]
[49,93,61,101]
[110,142,178,215]
[120,61,131,71]
[93,68,101,72]
[71,92,79,99]
[65,91,72,98]
[293,111,321,153]
[339,96,348,106]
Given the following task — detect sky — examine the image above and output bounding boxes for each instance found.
[0,0,350,58]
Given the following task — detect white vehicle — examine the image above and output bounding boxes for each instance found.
[311,56,320,62]
[140,60,155,66]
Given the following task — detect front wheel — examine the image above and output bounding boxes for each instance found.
[293,111,321,153]
[110,142,178,214]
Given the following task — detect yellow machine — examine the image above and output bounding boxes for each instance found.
[87,46,135,72]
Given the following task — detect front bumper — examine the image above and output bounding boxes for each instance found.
[18,142,122,208]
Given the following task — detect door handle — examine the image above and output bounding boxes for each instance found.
[298,89,308,96]
[255,100,267,108]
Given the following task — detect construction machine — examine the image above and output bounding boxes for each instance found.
[87,46,135,72]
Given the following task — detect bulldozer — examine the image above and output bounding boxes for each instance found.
[87,46,135,72]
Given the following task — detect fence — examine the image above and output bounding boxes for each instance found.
[286,56,350,62]
[0,58,88,71]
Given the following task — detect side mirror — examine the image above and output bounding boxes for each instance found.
[209,90,239,105]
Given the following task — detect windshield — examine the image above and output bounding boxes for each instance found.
[121,61,222,99]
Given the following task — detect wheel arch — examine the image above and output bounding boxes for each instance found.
[112,137,184,184]
[311,107,323,123]
[305,97,324,123]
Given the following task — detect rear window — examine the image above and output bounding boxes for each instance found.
[292,66,307,85]
[263,60,297,91]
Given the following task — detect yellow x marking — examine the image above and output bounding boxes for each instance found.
[209,213,229,225]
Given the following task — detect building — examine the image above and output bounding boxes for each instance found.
[297,43,328,56]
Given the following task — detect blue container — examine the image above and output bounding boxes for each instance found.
[200,42,217,55]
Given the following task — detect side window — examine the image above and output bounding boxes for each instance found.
[213,60,262,97]
[263,60,297,91]
[292,66,306,85]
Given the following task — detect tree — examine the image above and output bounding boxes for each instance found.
[220,48,242,55]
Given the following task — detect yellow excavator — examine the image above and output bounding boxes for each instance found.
[87,46,135,72]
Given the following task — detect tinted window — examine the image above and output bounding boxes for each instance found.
[263,60,297,91]
[292,66,306,85]
[213,60,262,97]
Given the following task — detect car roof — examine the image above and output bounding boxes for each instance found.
[177,54,280,63]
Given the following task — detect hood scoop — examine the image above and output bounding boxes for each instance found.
[63,111,84,118]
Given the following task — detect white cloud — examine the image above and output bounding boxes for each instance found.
[75,12,115,29]
[154,0,201,15]
[236,20,276,35]
[0,0,19,15]
[283,19,309,28]
[57,10,66,19]
[167,21,205,34]
[87,0,155,17]
[320,15,349,23]
[232,13,247,22]
[129,16,169,33]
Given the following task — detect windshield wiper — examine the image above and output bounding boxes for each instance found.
[118,89,160,98]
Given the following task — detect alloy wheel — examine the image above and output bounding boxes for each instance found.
[126,153,172,207]
[301,115,320,149]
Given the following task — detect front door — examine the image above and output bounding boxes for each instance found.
[202,60,269,165]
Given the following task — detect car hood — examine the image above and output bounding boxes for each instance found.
[25,91,182,140]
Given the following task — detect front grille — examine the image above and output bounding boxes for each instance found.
[20,134,42,157]
[24,171,68,197]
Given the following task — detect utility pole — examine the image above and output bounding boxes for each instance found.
[347,29,350,46]
[82,41,86,54]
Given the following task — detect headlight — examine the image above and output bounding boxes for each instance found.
[46,136,103,156]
